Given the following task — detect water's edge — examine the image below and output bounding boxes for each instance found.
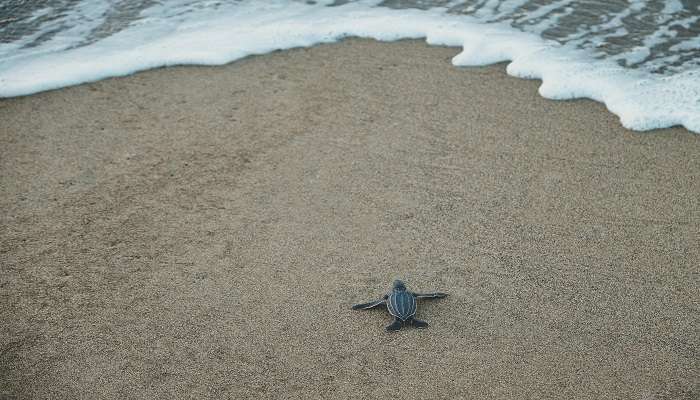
[1,2,698,134]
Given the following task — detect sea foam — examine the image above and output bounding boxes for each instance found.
[0,0,698,133]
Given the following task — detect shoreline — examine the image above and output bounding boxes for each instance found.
[1,39,698,399]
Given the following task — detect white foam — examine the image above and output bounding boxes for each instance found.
[0,0,698,133]
[662,0,684,15]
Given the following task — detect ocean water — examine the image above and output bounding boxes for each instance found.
[1,0,699,133]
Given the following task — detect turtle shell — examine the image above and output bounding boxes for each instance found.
[387,290,417,321]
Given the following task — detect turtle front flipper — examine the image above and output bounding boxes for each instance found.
[385,318,403,331]
[351,299,386,310]
[414,292,447,299]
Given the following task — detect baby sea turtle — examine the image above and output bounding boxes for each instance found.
[352,280,447,331]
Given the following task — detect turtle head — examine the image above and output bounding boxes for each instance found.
[392,280,407,291]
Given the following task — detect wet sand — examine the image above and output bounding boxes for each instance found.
[1,39,698,399]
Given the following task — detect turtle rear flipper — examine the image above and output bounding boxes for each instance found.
[352,299,386,310]
[411,318,429,328]
[386,318,403,331]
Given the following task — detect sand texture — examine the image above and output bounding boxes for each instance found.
[1,39,698,399]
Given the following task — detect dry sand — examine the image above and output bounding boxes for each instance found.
[1,39,698,399]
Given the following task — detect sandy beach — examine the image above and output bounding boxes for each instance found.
[1,39,698,399]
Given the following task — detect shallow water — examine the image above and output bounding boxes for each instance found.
[3,0,698,74]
